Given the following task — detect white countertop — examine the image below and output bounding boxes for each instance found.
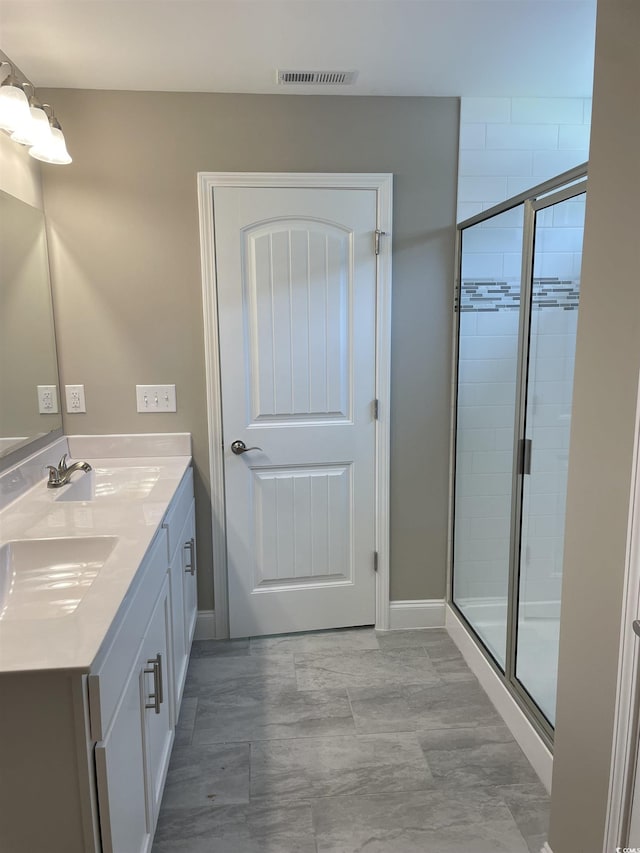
[0,455,191,674]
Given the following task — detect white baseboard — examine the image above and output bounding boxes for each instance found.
[194,610,216,640]
[388,599,446,630]
[446,604,553,794]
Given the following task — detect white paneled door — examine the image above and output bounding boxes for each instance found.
[213,186,378,637]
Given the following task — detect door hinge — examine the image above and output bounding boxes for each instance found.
[373,398,379,420]
[374,229,387,255]
[373,551,379,572]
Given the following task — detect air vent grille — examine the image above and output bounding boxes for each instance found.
[277,70,358,86]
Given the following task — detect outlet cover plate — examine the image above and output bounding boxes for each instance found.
[37,385,59,414]
[136,384,177,413]
[65,384,86,413]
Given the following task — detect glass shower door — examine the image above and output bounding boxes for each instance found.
[514,188,586,725]
[453,205,524,669]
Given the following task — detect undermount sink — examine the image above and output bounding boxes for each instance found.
[55,466,161,502]
[0,536,118,620]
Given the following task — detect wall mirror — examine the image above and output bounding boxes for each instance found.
[0,188,62,463]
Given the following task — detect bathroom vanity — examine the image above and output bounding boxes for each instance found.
[0,437,197,853]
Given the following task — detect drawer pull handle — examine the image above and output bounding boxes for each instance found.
[184,538,196,575]
[144,654,163,714]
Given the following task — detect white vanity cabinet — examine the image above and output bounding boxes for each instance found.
[0,464,197,853]
[164,468,198,711]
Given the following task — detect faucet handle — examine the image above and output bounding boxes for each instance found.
[46,465,62,487]
[58,453,68,473]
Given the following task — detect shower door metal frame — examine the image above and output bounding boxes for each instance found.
[449,165,588,750]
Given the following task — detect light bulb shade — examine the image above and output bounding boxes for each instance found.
[29,126,72,165]
[0,84,31,132]
[11,106,52,147]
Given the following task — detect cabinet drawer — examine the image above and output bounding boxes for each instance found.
[162,467,194,559]
[88,529,168,742]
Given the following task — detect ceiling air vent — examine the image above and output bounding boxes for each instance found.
[277,70,358,86]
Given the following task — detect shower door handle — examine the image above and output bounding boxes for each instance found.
[520,438,532,476]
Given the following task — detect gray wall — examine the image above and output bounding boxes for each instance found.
[549,2,640,849]
[39,91,459,612]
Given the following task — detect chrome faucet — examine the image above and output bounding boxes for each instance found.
[46,453,92,489]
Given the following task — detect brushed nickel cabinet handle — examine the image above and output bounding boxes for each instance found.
[144,655,162,714]
[184,538,196,575]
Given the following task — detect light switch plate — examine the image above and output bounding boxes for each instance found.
[65,384,86,413]
[136,384,177,413]
[37,385,59,414]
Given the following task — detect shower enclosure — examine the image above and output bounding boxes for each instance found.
[450,164,587,744]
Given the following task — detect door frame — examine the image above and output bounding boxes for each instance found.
[604,373,640,849]
[197,172,393,639]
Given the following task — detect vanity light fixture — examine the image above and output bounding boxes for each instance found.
[0,60,71,165]
[0,64,30,132]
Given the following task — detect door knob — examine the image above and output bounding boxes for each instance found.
[230,440,263,455]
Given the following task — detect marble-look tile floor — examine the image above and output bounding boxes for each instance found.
[152,628,549,853]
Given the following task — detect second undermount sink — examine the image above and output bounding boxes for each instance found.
[55,466,161,502]
[0,536,118,620]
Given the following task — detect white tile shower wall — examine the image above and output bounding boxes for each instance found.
[458,97,591,220]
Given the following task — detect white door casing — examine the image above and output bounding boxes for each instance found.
[604,370,640,850]
[198,173,392,639]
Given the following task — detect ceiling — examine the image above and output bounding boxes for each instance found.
[0,0,596,97]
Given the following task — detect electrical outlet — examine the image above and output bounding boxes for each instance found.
[136,384,177,413]
[65,384,86,413]
[37,385,59,414]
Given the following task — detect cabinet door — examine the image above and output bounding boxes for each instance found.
[141,574,174,830]
[169,513,189,711]
[182,502,198,648]
[95,643,150,853]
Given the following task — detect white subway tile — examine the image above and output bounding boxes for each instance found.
[485,123,559,150]
[534,252,575,279]
[530,406,568,430]
[457,202,484,222]
[507,176,539,197]
[502,253,523,280]
[467,516,512,539]
[456,471,512,497]
[458,404,516,429]
[511,98,585,125]
[458,335,518,361]
[535,226,584,254]
[536,207,554,228]
[456,495,512,519]
[552,200,586,227]
[459,312,478,336]
[461,97,511,124]
[481,206,524,227]
[529,426,569,451]
[457,428,496,453]
[558,124,591,151]
[458,358,518,384]
[458,176,508,203]
[461,252,504,279]
[532,149,588,177]
[462,226,524,253]
[476,311,521,336]
[495,427,515,450]
[460,123,487,150]
[459,149,533,178]
[472,450,514,474]
[458,381,517,407]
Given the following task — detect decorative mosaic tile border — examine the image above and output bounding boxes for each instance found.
[458,277,580,312]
